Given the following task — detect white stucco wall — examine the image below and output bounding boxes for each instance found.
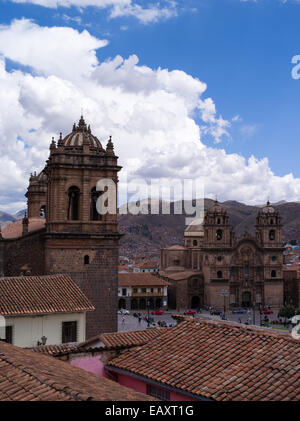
[3,312,86,348]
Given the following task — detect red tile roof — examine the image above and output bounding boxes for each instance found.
[100,328,170,349]
[107,319,300,401]
[0,274,94,316]
[0,341,153,401]
[1,218,45,239]
[118,273,170,287]
[134,261,159,269]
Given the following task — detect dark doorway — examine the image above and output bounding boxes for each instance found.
[191,296,200,309]
[131,298,138,310]
[139,298,146,310]
[242,291,251,307]
[155,298,162,308]
[118,298,126,309]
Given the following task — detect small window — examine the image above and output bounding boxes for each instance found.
[216,229,223,241]
[151,288,154,293]
[147,384,170,401]
[271,270,276,278]
[244,266,249,276]
[142,288,146,293]
[269,230,275,241]
[270,219,274,225]
[217,218,221,225]
[84,255,90,265]
[272,256,277,262]
[133,288,137,293]
[122,288,126,296]
[62,321,77,343]
[158,288,161,293]
[217,271,223,279]
[217,256,222,262]
[193,240,197,246]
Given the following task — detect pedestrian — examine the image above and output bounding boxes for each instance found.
[238,317,241,323]
[138,314,141,323]
[122,316,125,324]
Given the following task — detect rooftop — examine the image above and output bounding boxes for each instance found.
[118,273,170,287]
[107,319,300,401]
[0,341,152,401]
[1,218,45,239]
[0,274,94,316]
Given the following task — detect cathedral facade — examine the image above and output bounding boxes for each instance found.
[160,201,284,310]
[0,117,121,338]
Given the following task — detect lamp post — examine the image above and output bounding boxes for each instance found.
[147,300,150,327]
[221,289,228,320]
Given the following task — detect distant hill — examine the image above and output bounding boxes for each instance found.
[2,200,300,258]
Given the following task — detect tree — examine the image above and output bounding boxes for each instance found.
[278,305,295,323]
[296,308,300,316]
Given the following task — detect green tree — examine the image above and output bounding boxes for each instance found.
[278,305,295,323]
[296,308,300,316]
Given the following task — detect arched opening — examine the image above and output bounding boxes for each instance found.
[269,230,275,241]
[155,298,162,308]
[84,255,90,265]
[67,186,80,220]
[131,298,138,310]
[191,296,200,309]
[216,229,223,241]
[271,270,276,278]
[118,298,126,309]
[139,298,146,310]
[242,291,251,307]
[40,205,46,219]
[217,270,223,279]
[90,187,102,221]
[148,298,154,310]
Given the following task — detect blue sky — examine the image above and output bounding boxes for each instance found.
[1,0,300,212]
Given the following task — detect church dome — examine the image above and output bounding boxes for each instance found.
[262,200,275,214]
[61,116,103,150]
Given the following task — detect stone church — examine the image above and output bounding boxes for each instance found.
[0,116,121,338]
[160,200,284,310]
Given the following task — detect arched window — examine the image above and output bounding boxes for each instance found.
[216,229,223,241]
[90,187,102,221]
[271,270,276,278]
[217,270,223,279]
[67,186,80,220]
[40,205,46,219]
[84,255,90,265]
[269,230,275,241]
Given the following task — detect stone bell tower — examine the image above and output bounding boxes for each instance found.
[203,200,231,248]
[44,116,121,337]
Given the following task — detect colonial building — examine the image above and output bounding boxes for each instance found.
[0,274,94,347]
[118,273,170,310]
[0,116,121,337]
[160,200,284,309]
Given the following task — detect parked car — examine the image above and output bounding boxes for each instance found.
[232,308,247,314]
[151,309,164,315]
[210,309,222,316]
[184,310,196,315]
[262,309,273,315]
[118,309,130,315]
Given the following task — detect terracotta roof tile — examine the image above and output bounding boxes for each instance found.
[107,319,300,401]
[0,274,94,316]
[118,273,170,287]
[100,328,170,349]
[0,341,153,401]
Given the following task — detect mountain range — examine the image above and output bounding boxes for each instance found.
[1,200,299,259]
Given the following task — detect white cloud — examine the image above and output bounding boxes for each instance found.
[10,0,178,24]
[0,19,299,213]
